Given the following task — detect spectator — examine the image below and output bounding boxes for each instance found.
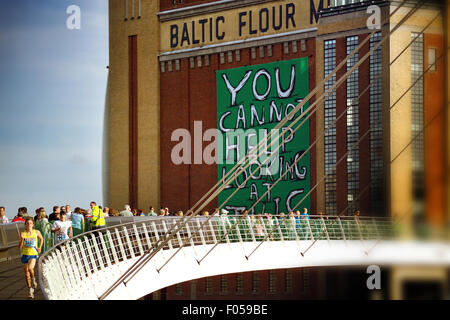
[65,205,72,220]
[23,207,32,219]
[148,206,157,216]
[103,207,110,217]
[110,208,118,217]
[301,208,310,220]
[12,210,25,223]
[90,201,106,230]
[202,211,209,216]
[52,212,72,245]
[176,210,184,217]
[159,208,165,216]
[71,207,85,236]
[34,209,51,253]
[119,205,133,217]
[213,208,220,216]
[48,206,60,223]
[164,207,170,216]
[61,206,67,215]
[36,209,48,223]
[0,207,9,224]
[33,208,40,222]
[138,209,145,216]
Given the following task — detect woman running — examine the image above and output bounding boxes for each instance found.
[19,217,43,299]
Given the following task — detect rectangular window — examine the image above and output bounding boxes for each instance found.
[205,277,212,295]
[252,272,260,294]
[268,270,276,294]
[346,36,360,215]
[236,273,243,295]
[220,275,228,295]
[285,270,293,293]
[324,39,337,215]
[369,32,384,215]
[411,32,425,219]
[302,269,310,293]
[175,283,182,295]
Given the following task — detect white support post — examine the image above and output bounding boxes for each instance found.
[222,217,231,244]
[247,216,256,243]
[85,235,98,271]
[185,223,198,258]
[91,233,105,269]
[77,238,90,276]
[122,226,136,259]
[133,224,144,256]
[106,230,120,265]
[161,220,174,253]
[98,233,112,267]
[141,223,153,252]
[337,217,347,243]
[306,219,314,241]
[208,219,217,244]
[72,241,86,281]
[372,218,380,239]
[114,228,127,262]
[274,217,285,245]
[354,217,364,240]
[321,217,331,244]
[196,218,207,247]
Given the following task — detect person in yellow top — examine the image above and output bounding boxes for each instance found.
[19,217,43,299]
[89,201,105,230]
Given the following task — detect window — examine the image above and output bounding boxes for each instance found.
[252,272,260,294]
[175,283,182,295]
[205,277,212,295]
[302,269,310,293]
[411,32,425,219]
[285,270,293,294]
[236,273,243,295]
[369,32,384,215]
[220,275,228,295]
[324,39,337,215]
[346,36,360,215]
[268,271,276,294]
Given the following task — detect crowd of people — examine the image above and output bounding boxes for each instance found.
[1,201,356,299]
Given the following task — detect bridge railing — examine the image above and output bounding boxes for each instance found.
[37,215,396,299]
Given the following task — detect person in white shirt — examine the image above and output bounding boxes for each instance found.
[0,207,9,224]
[148,206,157,216]
[119,205,133,217]
[51,212,72,245]
[65,205,72,220]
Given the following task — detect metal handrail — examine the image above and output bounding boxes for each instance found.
[37,215,396,300]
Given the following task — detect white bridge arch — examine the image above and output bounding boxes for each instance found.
[37,216,450,300]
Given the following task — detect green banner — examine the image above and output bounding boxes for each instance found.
[216,57,310,215]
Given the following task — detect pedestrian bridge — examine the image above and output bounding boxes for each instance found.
[36,215,450,300]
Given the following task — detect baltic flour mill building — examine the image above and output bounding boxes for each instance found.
[104,0,449,299]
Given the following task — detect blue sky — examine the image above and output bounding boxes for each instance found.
[0,1,108,218]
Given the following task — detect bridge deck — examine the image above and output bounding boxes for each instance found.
[0,259,44,300]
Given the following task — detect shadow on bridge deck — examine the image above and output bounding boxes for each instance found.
[0,258,44,300]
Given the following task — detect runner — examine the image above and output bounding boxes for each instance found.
[19,217,43,299]
[51,212,72,245]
